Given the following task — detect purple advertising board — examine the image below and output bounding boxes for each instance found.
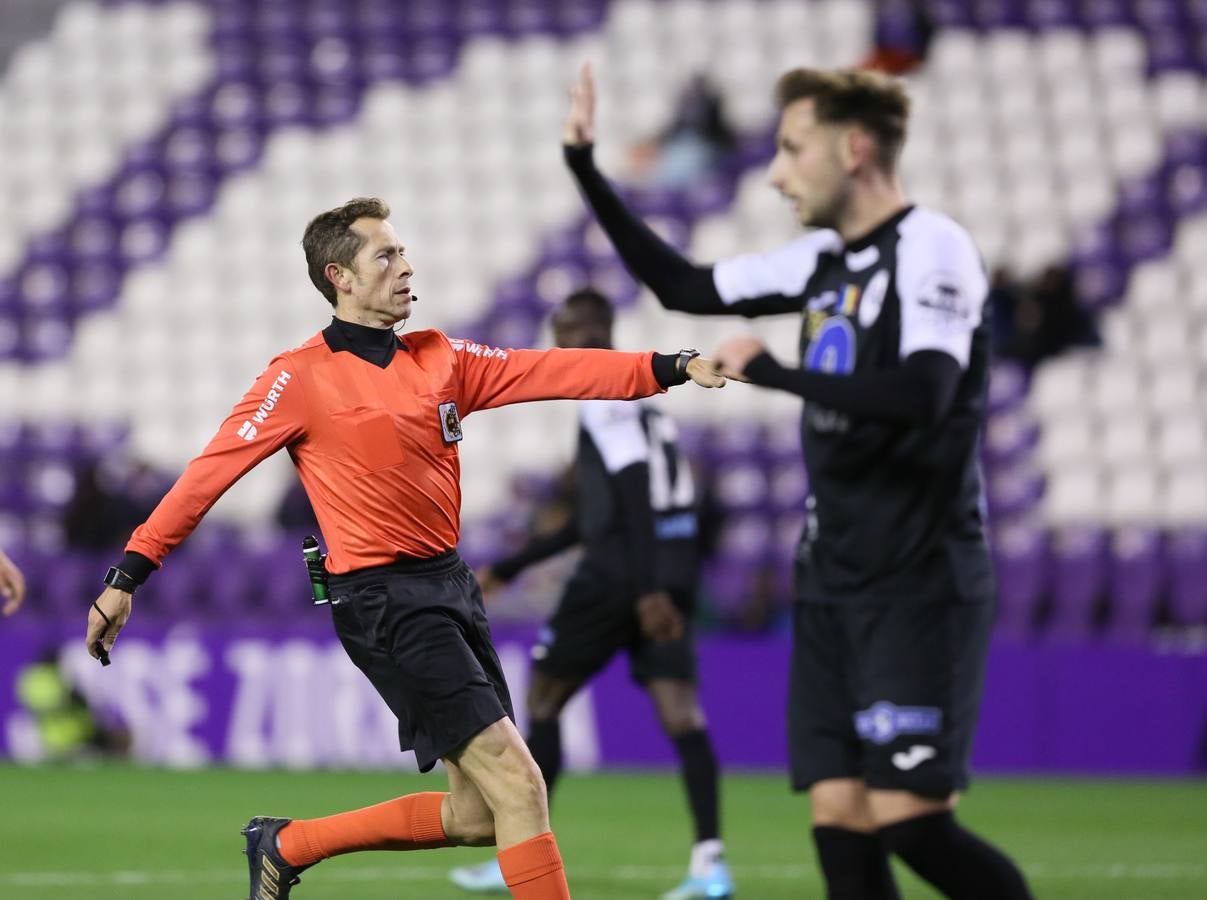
[2,619,1205,775]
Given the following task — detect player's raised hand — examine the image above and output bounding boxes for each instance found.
[0,549,26,616]
[563,61,596,146]
[85,587,132,662]
[685,357,727,389]
[637,591,684,643]
[713,335,767,381]
[476,566,505,600]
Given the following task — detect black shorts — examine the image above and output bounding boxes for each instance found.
[531,569,697,686]
[328,551,514,773]
[788,590,995,798]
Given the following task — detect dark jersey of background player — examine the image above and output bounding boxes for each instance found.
[565,146,993,607]
[491,399,698,598]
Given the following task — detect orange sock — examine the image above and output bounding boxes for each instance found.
[278,791,450,866]
[497,832,570,899]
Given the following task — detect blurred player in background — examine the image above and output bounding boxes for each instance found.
[83,197,727,900]
[0,548,26,616]
[562,64,1034,900]
[450,288,733,899]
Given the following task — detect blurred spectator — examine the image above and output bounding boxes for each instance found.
[862,0,935,75]
[0,547,26,616]
[631,75,736,188]
[15,649,131,761]
[275,478,320,532]
[62,459,157,552]
[993,264,1101,368]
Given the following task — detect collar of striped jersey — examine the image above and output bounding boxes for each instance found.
[323,317,405,368]
[843,203,915,252]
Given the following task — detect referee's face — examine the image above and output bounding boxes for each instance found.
[768,98,850,231]
[342,218,415,326]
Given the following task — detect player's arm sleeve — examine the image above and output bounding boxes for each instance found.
[565,144,810,317]
[742,350,962,425]
[448,338,681,413]
[895,215,988,368]
[116,357,307,583]
[581,402,659,595]
[491,516,581,582]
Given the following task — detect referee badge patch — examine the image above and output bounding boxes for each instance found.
[438,401,463,443]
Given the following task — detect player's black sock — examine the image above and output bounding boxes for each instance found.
[879,810,1033,900]
[670,728,720,842]
[812,826,901,900]
[526,718,562,803]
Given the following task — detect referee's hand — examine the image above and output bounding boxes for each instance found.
[0,549,26,616]
[685,357,727,388]
[563,61,595,146]
[637,591,684,643]
[86,587,132,661]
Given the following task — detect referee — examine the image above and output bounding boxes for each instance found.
[562,65,1033,900]
[450,288,733,900]
[83,198,726,900]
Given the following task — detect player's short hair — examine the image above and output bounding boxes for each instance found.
[302,197,391,306]
[560,287,615,326]
[775,68,910,172]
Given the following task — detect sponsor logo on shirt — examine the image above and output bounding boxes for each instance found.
[854,701,943,745]
[916,272,971,326]
[449,338,509,359]
[237,369,292,442]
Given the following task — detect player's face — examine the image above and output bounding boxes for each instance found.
[551,306,611,349]
[343,218,414,324]
[768,99,851,230]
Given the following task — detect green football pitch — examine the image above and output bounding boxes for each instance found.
[1,765,1204,899]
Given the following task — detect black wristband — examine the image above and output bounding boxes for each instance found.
[103,566,139,594]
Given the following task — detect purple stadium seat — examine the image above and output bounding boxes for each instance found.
[992,522,1049,638]
[1046,527,1107,638]
[1080,0,1136,27]
[1166,529,1207,626]
[987,463,1045,520]
[1025,0,1083,28]
[1105,527,1164,640]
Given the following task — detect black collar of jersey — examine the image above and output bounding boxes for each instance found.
[843,204,915,252]
[323,317,406,368]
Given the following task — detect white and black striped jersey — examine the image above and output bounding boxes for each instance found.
[575,398,699,592]
[713,206,992,602]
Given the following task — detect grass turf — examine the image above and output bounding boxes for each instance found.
[1,764,1204,899]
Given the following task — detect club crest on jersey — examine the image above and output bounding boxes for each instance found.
[438,401,463,443]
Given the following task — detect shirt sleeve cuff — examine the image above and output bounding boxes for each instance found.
[651,352,686,388]
[742,351,786,385]
[563,142,595,172]
[115,551,157,586]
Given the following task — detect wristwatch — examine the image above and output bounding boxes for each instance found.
[103,566,139,594]
[674,348,701,382]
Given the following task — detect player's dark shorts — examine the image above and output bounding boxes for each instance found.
[531,567,697,686]
[788,586,995,798]
[328,550,514,773]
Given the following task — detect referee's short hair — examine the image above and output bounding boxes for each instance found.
[775,68,910,173]
[303,197,391,306]
[561,287,615,326]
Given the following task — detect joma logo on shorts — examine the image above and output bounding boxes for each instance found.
[238,370,292,441]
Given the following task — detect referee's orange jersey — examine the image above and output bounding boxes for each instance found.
[126,328,665,574]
